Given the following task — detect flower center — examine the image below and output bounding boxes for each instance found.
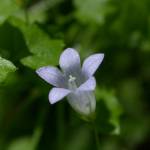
[68,75,76,82]
[68,75,77,90]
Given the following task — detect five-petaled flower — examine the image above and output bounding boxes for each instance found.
[36,48,104,116]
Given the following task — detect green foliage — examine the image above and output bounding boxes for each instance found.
[96,88,122,135]
[74,0,115,24]
[8,137,35,150]
[0,0,20,24]
[0,57,16,83]
[8,127,43,150]
[0,0,150,150]
[9,18,64,69]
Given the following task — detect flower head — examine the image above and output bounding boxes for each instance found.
[36,48,104,116]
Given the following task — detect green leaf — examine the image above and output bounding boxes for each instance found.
[0,0,20,25]
[0,57,17,83]
[74,0,115,25]
[95,99,115,134]
[8,137,34,150]
[96,87,122,134]
[8,124,43,150]
[0,22,29,61]
[9,17,64,69]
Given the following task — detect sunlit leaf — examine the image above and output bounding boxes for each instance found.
[0,57,17,83]
[0,0,20,24]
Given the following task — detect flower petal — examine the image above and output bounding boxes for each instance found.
[59,48,81,73]
[82,53,104,78]
[77,77,96,91]
[36,66,65,87]
[67,91,96,116]
[49,88,71,104]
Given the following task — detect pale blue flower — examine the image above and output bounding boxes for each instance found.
[36,48,104,116]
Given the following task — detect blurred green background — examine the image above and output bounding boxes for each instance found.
[0,0,150,150]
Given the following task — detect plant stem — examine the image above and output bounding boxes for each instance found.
[88,98,100,149]
[92,121,100,150]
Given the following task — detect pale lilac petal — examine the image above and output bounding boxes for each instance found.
[67,91,96,115]
[59,48,81,73]
[82,53,104,78]
[36,66,65,87]
[77,77,96,91]
[49,88,71,104]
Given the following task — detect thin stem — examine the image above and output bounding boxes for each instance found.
[93,122,100,150]
[92,120,100,150]
[88,96,100,149]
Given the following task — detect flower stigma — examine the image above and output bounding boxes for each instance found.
[68,75,77,90]
[69,75,76,82]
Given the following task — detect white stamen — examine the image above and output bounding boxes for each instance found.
[69,75,76,82]
[68,75,77,90]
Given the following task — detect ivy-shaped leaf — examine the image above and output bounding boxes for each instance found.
[9,17,64,69]
[0,56,17,83]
